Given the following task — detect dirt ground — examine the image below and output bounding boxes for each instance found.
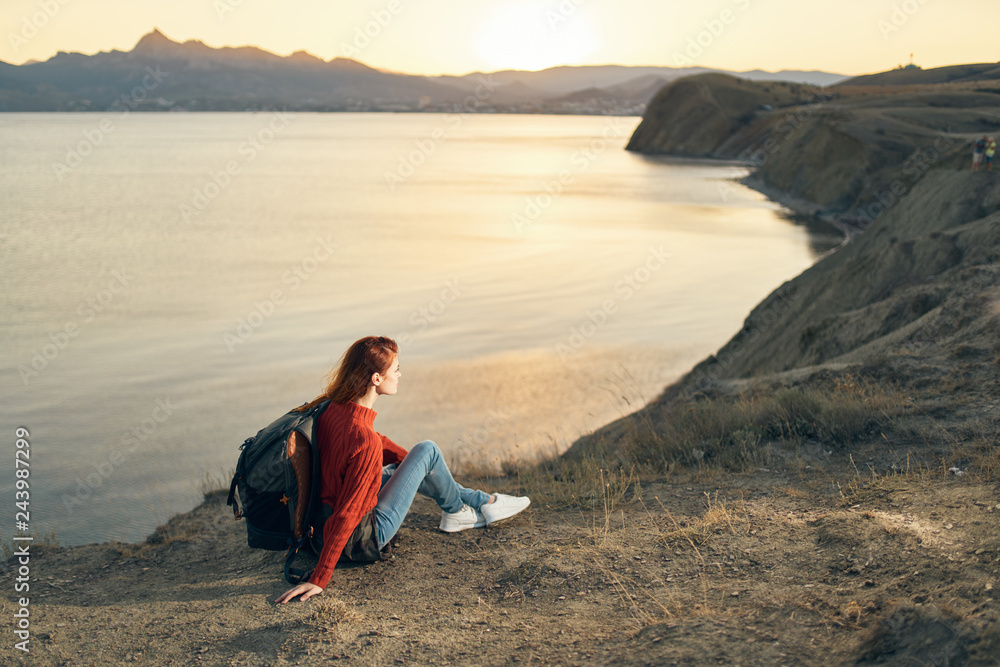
[3,462,998,666]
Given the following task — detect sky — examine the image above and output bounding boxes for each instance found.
[2,0,998,75]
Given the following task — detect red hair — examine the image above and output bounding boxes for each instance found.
[298,336,398,411]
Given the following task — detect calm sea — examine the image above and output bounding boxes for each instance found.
[0,112,839,545]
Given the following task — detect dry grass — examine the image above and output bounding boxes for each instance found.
[582,548,678,625]
[652,493,750,548]
[837,460,912,506]
[571,492,756,625]
[619,376,909,472]
[529,458,641,511]
[473,455,643,513]
[0,529,59,561]
[944,427,1000,481]
[199,469,234,498]
[456,373,918,538]
[306,597,362,627]
[111,513,207,559]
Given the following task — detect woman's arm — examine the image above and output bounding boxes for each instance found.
[307,445,383,589]
[274,439,383,602]
[379,433,408,466]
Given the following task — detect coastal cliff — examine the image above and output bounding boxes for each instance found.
[627,70,1000,225]
[695,170,1000,379]
[574,69,1000,456]
[616,67,1000,387]
[624,73,817,157]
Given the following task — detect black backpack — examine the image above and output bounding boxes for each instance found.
[227,400,330,584]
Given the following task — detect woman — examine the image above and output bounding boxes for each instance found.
[275,336,529,604]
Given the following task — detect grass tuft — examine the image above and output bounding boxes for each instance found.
[514,456,642,511]
[654,493,750,548]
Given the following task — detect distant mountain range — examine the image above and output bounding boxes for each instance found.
[0,29,850,114]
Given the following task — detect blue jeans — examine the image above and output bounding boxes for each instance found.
[373,440,490,548]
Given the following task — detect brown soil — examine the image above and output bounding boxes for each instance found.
[3,460,998,666]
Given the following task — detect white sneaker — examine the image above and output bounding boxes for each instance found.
[481,494,530,526]
[439,504,486,533]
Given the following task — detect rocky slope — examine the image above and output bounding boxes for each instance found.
[624,73,817,157]
[690,169,1000,381]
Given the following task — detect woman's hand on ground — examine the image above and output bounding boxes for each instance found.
[274,582,324,604]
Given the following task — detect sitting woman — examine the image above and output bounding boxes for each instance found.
[275,335,529,604]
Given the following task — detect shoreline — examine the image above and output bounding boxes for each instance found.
[630,150,857,241]
[741,173,859,240]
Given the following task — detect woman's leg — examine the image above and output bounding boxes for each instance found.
[417,476,490,510]
[373,440,488,547]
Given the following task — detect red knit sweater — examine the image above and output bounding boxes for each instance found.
[307,402,407,589]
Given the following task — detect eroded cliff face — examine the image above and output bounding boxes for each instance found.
[692,170,1000,383]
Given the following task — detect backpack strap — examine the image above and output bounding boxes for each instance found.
[305,400,331,535]
[283,539,314,585]
[283,399,331,586]
[226,473,241,519]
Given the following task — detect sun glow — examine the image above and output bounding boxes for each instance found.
[475,4,599,71]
